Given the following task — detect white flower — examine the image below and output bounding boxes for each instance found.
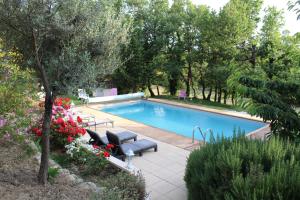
[65,138,84,158]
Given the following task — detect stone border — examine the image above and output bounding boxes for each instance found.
[28,142,103,194]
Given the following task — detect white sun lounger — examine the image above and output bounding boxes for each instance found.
[70,110,114,130]
[83,118,114,130]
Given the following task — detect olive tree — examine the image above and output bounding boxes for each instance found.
[0,0,129,184]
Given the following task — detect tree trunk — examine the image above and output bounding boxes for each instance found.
[231,91,235,105]
[201,81,206,100]
[38,93,53,184]
[250,44,257,68]
[148,84,155,97]
[214,85,218,102]
[207,87,212,101]
[185,80,190,99]
[185,62,193,98]
[223,89,227,104]
[191,82,197,99]
[217,86,222,103]
[156,85,160,96]
[32,30,53,185]
[169,78,177,96]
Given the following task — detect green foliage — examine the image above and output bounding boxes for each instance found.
[99,171,146,200]
[288,0,300,20]
[231,7,300,139]
[114,0,169,95]
[50,153,71,168]
[48,167,59,183]
[0,42,37,115]
[0,0,130,94]
[238,77,300,139]
[67,146,108,176]
[0,1,130,183]
[51,150,145,200]
[60,95,82,105]
[114,0,265,102]
[0,40,39,138]
[185,135,300,200]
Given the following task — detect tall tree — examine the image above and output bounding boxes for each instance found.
[196,0,263,103]
[115,0,169,96]
[0,0,129,184]
[180,0,198,98]
[234,7,300,139]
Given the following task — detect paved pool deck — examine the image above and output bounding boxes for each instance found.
[77,99,270,200]
[78,105,189,200]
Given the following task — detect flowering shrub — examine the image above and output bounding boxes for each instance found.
[31,97,86,149]
[54,97,71,110]
[64,138,113,175]
[92,143,113,158]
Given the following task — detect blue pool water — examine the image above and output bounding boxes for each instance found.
[101,101,266,141]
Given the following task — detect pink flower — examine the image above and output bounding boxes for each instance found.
[0,118,7,128]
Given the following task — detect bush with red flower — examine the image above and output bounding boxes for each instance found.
[31,97,86,149]
[54,97,71,110]
[65,139,114,175]
[92,143,114,158]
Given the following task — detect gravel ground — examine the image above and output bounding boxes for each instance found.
[0,139,91,200]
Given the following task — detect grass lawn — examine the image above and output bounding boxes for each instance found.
[153,95,243,112]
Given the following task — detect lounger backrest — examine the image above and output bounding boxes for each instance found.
[106,131,121,145]
[86,129,106,146]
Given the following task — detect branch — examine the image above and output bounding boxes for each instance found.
[32,29,51,95]
[0,14,29,38]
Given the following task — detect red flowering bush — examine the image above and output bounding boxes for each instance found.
[31,97,86,149]
[54,97,71,110]
[92,143,114,158]
[64,140,114,175]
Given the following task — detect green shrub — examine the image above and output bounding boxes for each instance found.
[48,167,59,183]
[184,135,300,200]
[0,41,40,145]
[100,171,146,200]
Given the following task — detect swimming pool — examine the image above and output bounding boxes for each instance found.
[101,100,266,141]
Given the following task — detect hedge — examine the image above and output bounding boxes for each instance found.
[184,135,300,200]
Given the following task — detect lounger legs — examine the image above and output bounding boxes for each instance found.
[139,146,157,156]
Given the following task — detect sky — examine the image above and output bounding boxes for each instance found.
[189,0,300,35]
